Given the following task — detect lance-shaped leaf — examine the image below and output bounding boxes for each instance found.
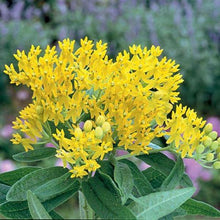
[160,156,184,190]
[114,162,134,204]
[82,172,136,219]
[27,190,52,219]
[138,153,175,175]
[0,187,77,219]
[0,183,10,204]
[180,199,220,217]
[49,211,64,219]
[142,167,166,189]
[99,160,114,178]
[129,187,195,220]
[13,148,56,162]
[0,167,41,186]
[6,167,68,201]
[120,159,154,196]
[138,153,193,187]
[34,172,80,201]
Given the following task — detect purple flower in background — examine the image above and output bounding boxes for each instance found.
[207,116,220,136]
[184,158,212,195]
[139,161,150,171]
[16,90,29,101]
[0,125,13,138]
[0,160,16,172]
[116,149,128,157]
[10,1,24,20]
[55,158,71,169]
[46,143,56,148]
[79,122,85,130]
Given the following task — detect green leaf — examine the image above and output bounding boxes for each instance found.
[13,148,56,162]
[0,167,41,186]
[160,156,184,190]
[142,167,166,189]
[42,187,78,211]
[114,162,134,204]
[138,153,193,187]
[6,167,68,201]
[0,187,77,219]
[34,172,80,201]
[0,183,10,204]
[179,174,193,187]
[49,211,64,219]
[99,160,114,178]
[82,172,136,219]
[27,190,52,219]
[0,201,31,219]
[129,187,195,220]
[137,153,175,176]
[159,208,186,220]
[180,199,220,217]
[120,159,154,196]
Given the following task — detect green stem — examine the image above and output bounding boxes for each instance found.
[148,145,172,154]
[66,120,73,129]
[42,124,59,149]
[116,145,172,161]
[45,121,51,135]
[79,191,94,219]
[34,141,50,145]
[50,139,59,149]
[76,112,86,124]
[96,89,102,101]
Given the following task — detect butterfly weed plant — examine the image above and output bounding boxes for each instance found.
[0,38,220,219]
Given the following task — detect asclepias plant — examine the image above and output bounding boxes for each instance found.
[0,37,220,219]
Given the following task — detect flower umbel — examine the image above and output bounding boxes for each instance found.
[5,38,220,178]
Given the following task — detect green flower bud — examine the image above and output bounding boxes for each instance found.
[204,123,213,134]
[36,105,43,114]
[217,137,220,145]
[216,147,220,154]
[206,153,214,162]
[213,161,220,169]
[96,115,105,126]
[102,122,111,133]
[84,120,93,132]
[217,153,220,160]
[95,127,104,139]
[210,141,218,151]
[203,137,212,147]
[208,131,218,140]
[196,144,205,154]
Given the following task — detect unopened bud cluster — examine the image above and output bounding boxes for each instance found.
[195,123,220,169]
[53,115,113,178]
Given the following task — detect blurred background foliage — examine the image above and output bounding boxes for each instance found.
[0,0,220,217]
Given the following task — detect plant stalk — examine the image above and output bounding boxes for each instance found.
[79,191,94,219]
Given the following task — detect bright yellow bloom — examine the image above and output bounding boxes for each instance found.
[165,104,220,165]
[6,37,219,177]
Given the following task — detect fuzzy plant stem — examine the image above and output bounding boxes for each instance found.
[79,191,94,219]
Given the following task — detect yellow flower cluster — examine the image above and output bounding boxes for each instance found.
[165,104,220,168]
[53,116,113,178]
[4,37,220,177]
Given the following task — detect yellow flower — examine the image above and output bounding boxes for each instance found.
[7,37,209,177]
[11,133,35,152]
[165,104,206,157]
[70,166,88,178]
[84,159,101,172]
